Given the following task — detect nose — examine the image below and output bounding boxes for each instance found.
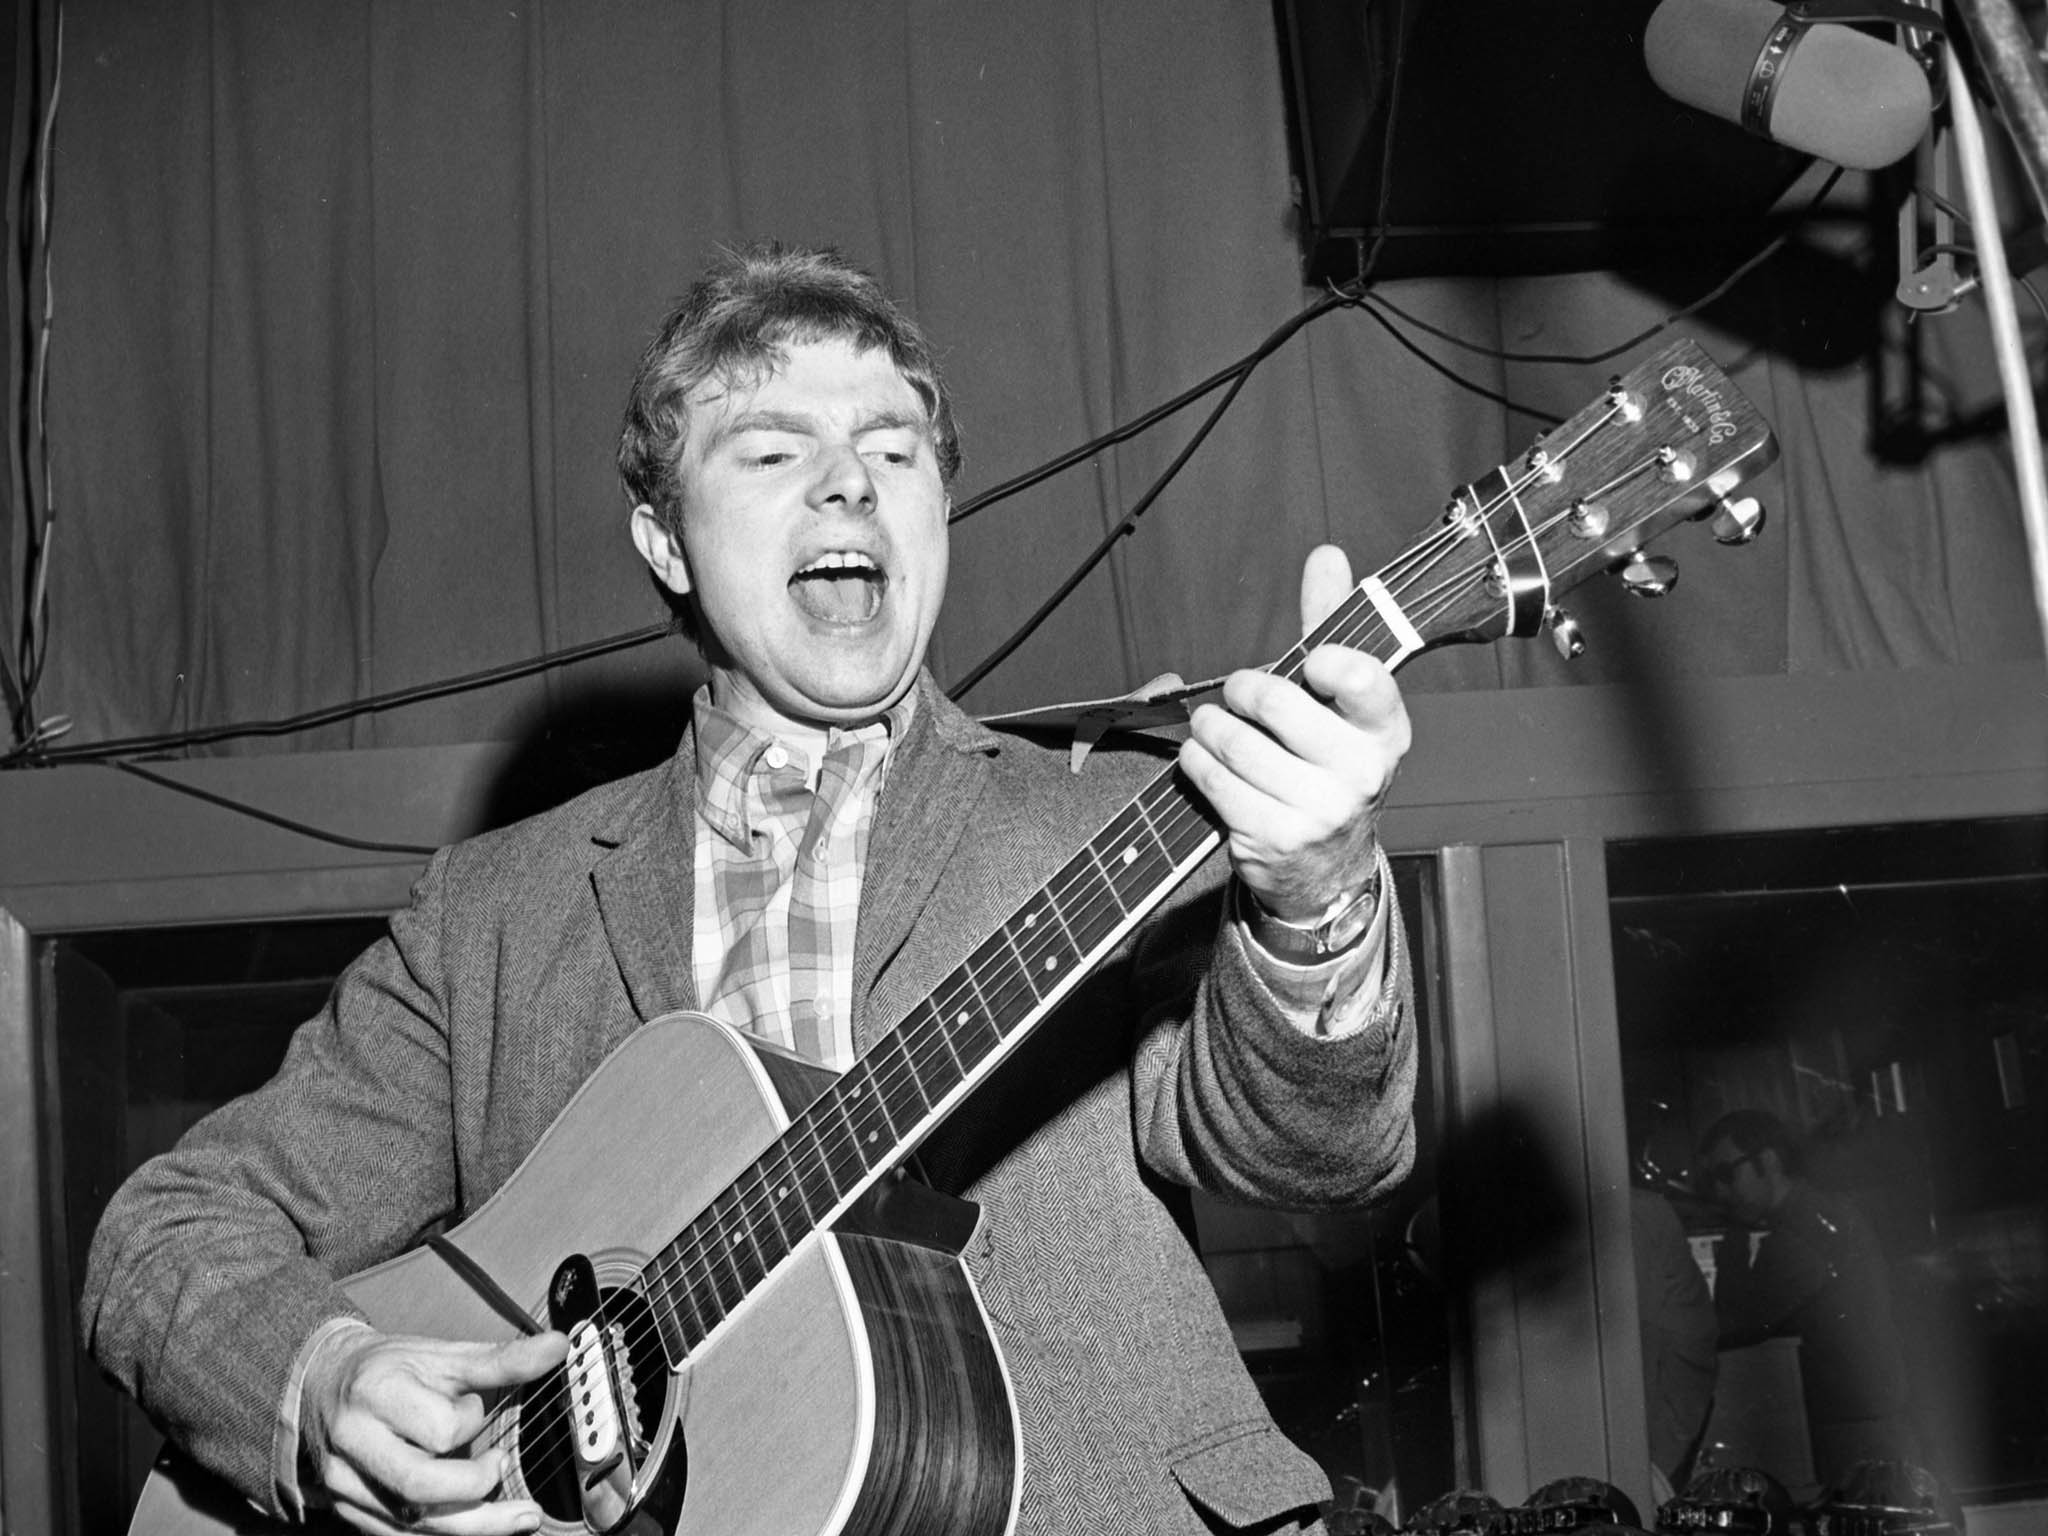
[809,443,876,514]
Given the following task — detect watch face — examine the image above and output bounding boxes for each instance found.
[1322,882,1378,950]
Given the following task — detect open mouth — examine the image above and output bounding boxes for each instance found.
[790,550,886,624]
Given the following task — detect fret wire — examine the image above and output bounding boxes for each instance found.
[674,1228,727,1340]
[966,920,1040,1022]
[900,996,965,1082]
[724,1175,774,1288]
[739,1164,790,1275]
[1050,843,1121,954]
[810,1081,875,1187]
[754,1139,803,1255]
[931,968,1004,1063]
[705,1188,754,1311]
[644,1268,689,1369]
[786,1109,844,1221]
[838,1061,895,1163]
[867,1030,933,1124]
[659,1236,716,1343]
[1001,886,1080,1002]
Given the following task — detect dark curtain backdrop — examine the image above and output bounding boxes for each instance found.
[13,0,2041,755]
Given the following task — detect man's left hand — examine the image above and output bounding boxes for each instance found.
[1178,544,1410,924]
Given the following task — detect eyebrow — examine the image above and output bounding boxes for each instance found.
[709,406,929,448]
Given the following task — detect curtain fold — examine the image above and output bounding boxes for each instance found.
[24,0,2040,755]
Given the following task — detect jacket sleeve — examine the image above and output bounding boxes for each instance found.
[1127,863,1417,1210]
[79,850,467,1515]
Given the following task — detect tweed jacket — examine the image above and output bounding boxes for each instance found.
[84,673,1417,1535]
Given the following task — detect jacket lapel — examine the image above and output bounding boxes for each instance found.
[852,676,1000,1053]
[589,744,701,1027]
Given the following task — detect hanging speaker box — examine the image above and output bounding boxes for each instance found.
[1272,0,1820,281]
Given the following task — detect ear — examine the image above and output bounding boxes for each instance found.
[630,504,692,597]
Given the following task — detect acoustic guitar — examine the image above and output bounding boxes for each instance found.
[129,338,1777,1536]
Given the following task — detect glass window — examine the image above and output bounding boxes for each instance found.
[1610,817,2048,1511]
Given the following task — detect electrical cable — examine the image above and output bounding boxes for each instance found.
[1350,297,1565,422]
[947,291,1360,698]
[947,336,1270,702]
[12,4,63,749]
[8,619,671,766]
[947,342,1285,527]
[16,53,1848,761]
[102,759,438,857]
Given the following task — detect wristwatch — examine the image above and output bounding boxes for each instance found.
[1236,867,1382,964]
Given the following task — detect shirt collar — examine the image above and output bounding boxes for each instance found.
[690,686,916,852]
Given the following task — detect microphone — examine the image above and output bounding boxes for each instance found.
[1644,0,1935,170]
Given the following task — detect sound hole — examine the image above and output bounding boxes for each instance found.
[514,1284,675,1526]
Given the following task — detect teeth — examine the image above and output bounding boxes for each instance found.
[798,551,879,576]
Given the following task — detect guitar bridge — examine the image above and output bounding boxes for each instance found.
[550,1255,642,1531]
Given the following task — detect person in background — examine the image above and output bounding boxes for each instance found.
[83,242,1419,1536]
[1698,1109,1917,1488]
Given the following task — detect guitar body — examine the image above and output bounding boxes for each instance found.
[129,1011,1022,1536]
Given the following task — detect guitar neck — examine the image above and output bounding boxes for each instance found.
[625,334,1779,1369]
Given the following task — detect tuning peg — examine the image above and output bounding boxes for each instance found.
[1546,606,1586,659]
[1708,494,1766,545]
[1619,552,1680,597]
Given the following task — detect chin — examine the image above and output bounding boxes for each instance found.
[790,674,917,725]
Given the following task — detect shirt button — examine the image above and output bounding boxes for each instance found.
[763,744,789,770]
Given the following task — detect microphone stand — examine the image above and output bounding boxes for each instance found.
[1947,0,2048,224]
[1939,25,2048,653]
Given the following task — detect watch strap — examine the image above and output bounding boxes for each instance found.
[1235,868,1381,965]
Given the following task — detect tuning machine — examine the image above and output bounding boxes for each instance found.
[1546,605,1586,659]
[1703,494,1766,545]
[1619,552,1680,597]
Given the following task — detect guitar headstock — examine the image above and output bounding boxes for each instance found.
[1330,338,1779,667]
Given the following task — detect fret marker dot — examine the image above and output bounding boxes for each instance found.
[1023,912,1036,928]
[1043,957,1058,972]
[866,1131,878,1144]
[1121,847,1138,866]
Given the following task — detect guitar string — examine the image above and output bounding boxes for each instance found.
[485,478,1700,1501]
[472,458,1656,1499]
[587,437,1697,1377]
[461,566,1430,1493]
[472,520,1538,1498]
[471,399,1705,1495]
[467,436,1628,1495]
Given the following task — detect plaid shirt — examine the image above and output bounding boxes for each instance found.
[689,688,908,1070]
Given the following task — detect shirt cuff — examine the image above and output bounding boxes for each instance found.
[273,1315,373,1519]
[1231,847,1393,1039]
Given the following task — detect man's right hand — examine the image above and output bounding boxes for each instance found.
[303,1327,569,1535]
